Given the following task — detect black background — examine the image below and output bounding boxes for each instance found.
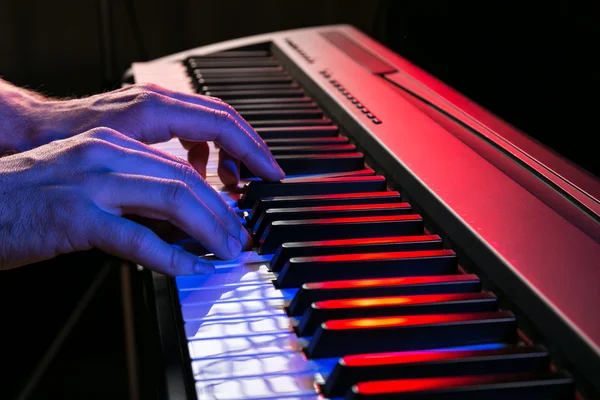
[0,1,597,399]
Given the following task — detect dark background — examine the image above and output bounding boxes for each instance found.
[0,1,597,399]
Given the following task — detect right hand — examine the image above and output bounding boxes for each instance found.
[0,128,251,275]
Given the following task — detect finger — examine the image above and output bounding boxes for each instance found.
[96,147,248,245]
[98,174,242,260]
[135,91,284,181]
[180,140,209,178]
[90,211,214,276]
[138,84,266,155]
[218,147,240,187]
[87,127,188,167]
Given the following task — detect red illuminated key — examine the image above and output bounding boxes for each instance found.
[259,215,424,255]
[276,248,453,288]
[264,136,349,145]
[304,311,517,359]
[296,292,497,336]
[238,175,387,209]
[268,144,357,155]
[248,191,401,230]
[253,203,412,240]
[241,152,365,178]
[287,274,480,316]
[254,125,339,139]
[321,345,550,397]
[270,234,438,273]
[346,372,573,399]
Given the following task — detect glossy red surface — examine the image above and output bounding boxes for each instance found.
[304,274,477,290]
[355,373,538,394]
[342,346,521,367]
[267,191,400,200]
[296,249,454,263]
[277,214,422,225]
[286,234,439,249]
[324,311,512,330]
[280,175,384,183]
[315,292,492,309]
[269,202,411,213]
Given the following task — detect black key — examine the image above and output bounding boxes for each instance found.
[270,233,437,273]
[276,248,453,288]
[205,88,305,100]
[305,311,518,358]
[198,76,294,86]
[281,168,375,179]
[249,191,401,230]
[345,372,573,400]
[193,66,284,75]
[201,83,300,92]
[188,50,270,59]
[234,102,319,111]
[255,125,339,139]
[241,153,364,178]
[249,118,333,128]
[195,70,289,80]
[322,345,550,398]
[189,59,281,68]
[296,292,498,336]
[226,96,314,106]
[238,109,323,120]
[264,136,349,146]
[287,274,481,317]
[253,203,412,240]
[269,144,356,155]
[238,175,387,209]
[259,214,423,255]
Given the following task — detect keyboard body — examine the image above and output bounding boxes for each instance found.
[127,25,600,399]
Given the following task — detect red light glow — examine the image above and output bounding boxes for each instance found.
[342,346,521,367]
[355,373,538,394]
[324,312,512,330]
[276,214,422,225]
[315,292,493,309]
[295,249,454,263]
[286,234,439,248]
[270,203,411,213]
[304,274,477,290]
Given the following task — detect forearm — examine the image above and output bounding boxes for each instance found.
[0,78,47,154]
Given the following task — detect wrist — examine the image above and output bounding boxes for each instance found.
[0,83,47,154]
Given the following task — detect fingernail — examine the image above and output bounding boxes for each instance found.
[228,234,242,257]
[194,261,215,275]
[239,226,253,250]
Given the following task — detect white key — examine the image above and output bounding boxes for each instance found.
[182,299,285,321]
[179,284,284,305]
[195,373,319,400]
[185,315,291,340]
[176,263,274,290]
[192,352,321,381]
[188,333,304,359]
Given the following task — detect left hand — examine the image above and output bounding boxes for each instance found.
[10,82,284,186]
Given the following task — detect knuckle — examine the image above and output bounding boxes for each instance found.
[163,180,188,206]
[72,138,109,158]
[177,163,197,185]
[138,82,161,92]
[126,228,152,255]
[86,127,118,141]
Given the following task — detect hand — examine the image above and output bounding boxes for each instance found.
[0,128,251,275]
[17,82,284,186]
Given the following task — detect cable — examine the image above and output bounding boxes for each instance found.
[124,0,149,61]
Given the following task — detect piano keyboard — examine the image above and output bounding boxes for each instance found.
[146,49,577,400]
